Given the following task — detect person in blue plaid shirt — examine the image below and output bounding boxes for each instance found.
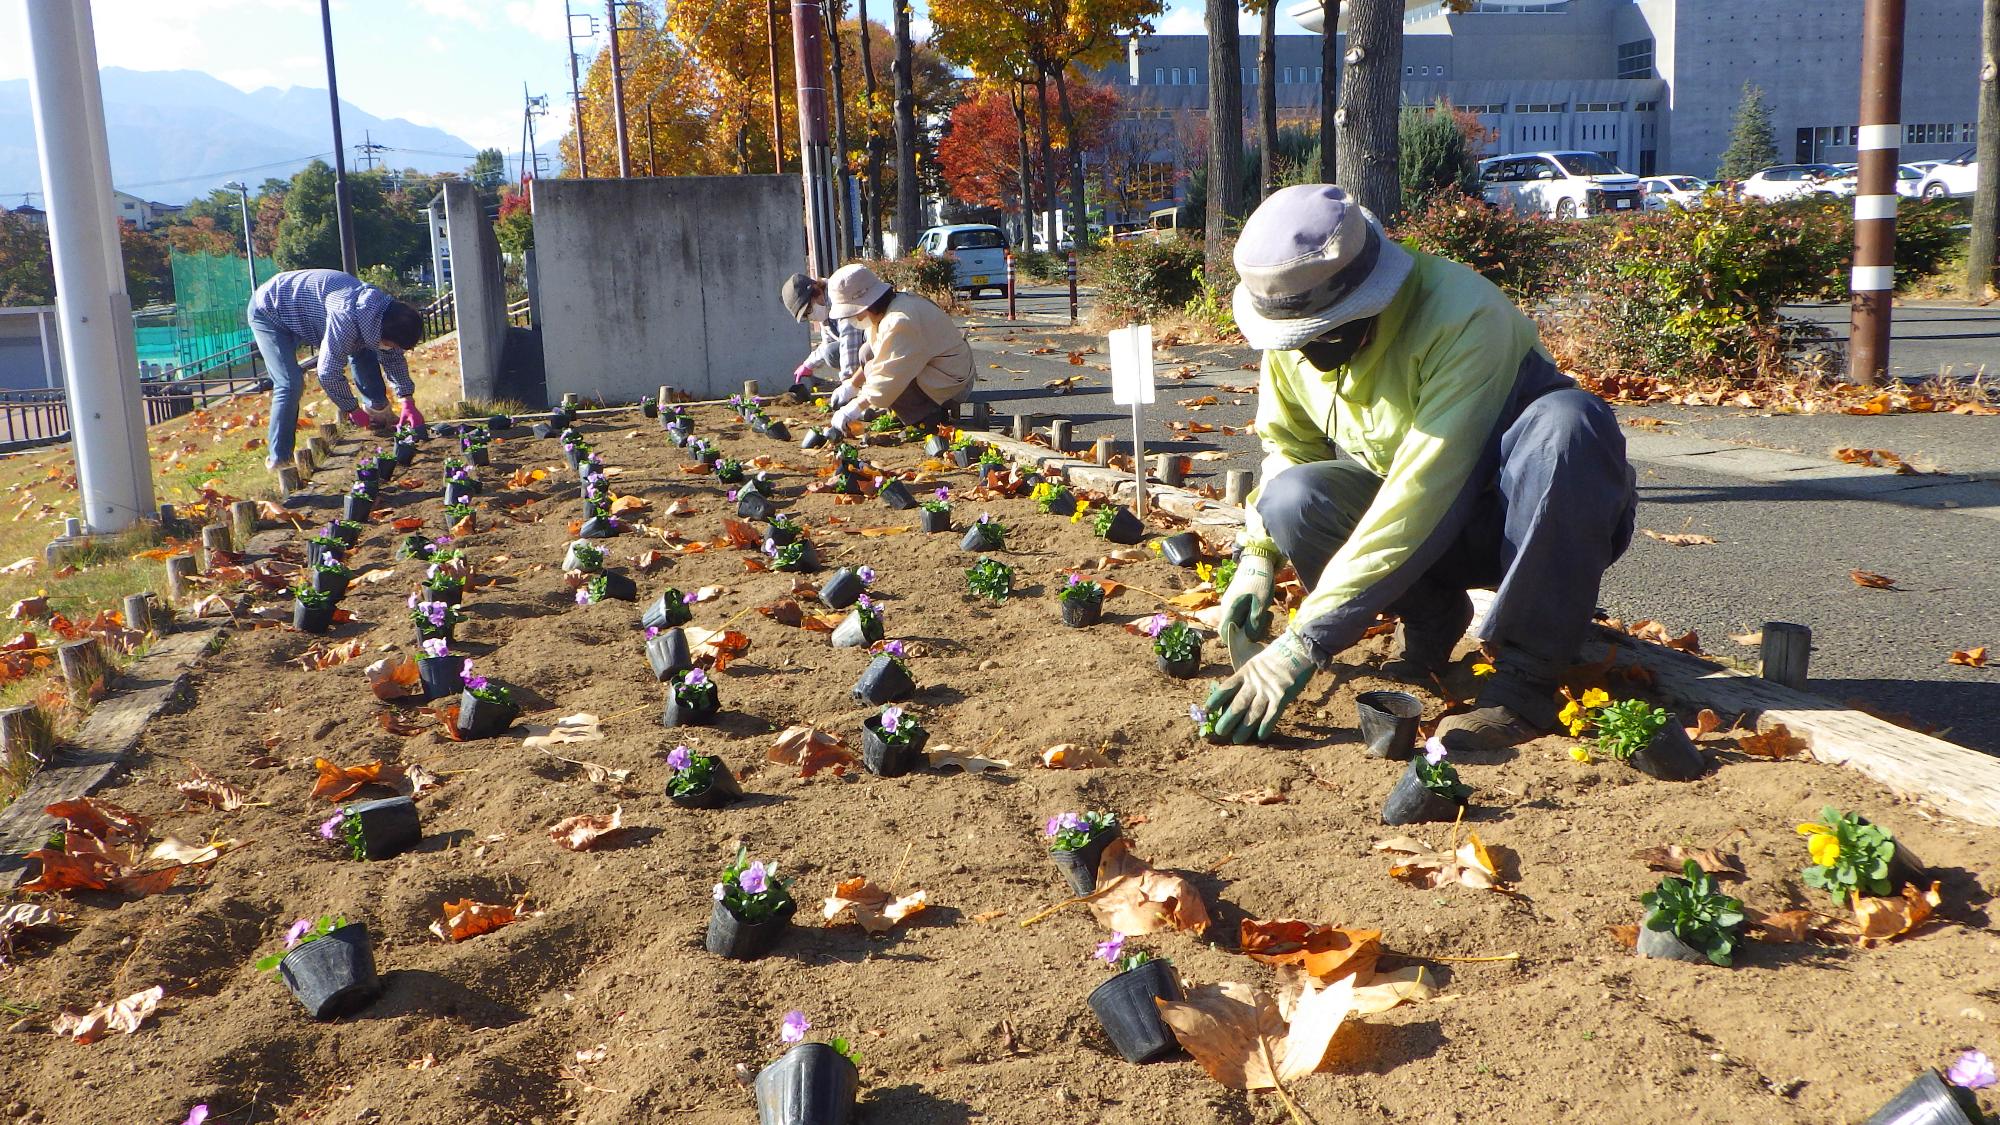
[247,268,425,469]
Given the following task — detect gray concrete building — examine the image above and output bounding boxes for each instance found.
[1095,0,1979,210]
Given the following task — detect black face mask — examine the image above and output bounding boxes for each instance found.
[1297,316,1378,373]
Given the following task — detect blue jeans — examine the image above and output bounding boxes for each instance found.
[249,309,390,460]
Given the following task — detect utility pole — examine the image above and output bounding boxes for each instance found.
[1968,0,1999,299]
[356,129,387,172]
[224,180,258,294]
[825,0,852,256]
[567,3,591,178]
[1848,0,1906,386]
[604,0,632,177]
[768,0,789,174]
[645,102,659,174]
[23,0,155,532]
[793,0,837,276]
[318,0,359,273]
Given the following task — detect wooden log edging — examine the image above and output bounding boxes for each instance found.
[973,427,2000,829]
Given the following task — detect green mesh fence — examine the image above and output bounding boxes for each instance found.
[168,251,274,376]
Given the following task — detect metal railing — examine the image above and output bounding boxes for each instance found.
[422,291,456,341]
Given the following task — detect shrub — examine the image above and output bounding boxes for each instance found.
[1012,248,1062,284]
[871,251,958,308]
[1400,100,1479,213]
[1094,235,1206,321]
[1392,195,1584,299]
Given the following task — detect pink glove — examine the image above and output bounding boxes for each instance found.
[345,408,372,427]
[792,362,815,383]
[400,400,426,429]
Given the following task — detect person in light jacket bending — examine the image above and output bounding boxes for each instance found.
[824,264,974,432]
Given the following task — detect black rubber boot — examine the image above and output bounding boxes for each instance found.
[1434,660,1560,755]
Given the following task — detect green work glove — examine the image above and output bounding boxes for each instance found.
[1206,629,1318,744]
[1218,552,1277,649]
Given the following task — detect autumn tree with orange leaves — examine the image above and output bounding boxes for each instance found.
[937,80,1121,228]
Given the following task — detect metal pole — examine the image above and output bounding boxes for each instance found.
[226,181,257,294]
[567,3,590,179]
[23,0,155,532]
[792,0,836,276]
[1005,249,1017,319]
[1131,399,1146,517]
[1066,249,1078,324]
[1848,0,1906,387]
[605,0,632,177]
[318,0,359,274]
[768,0,788,174]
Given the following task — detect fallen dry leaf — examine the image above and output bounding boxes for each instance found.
[1219,786,1286,806]
[1636,844,1744,879]
[429,897,522,942]
[768,725,858,777]
[146,835,238,866]
[1375,833,1510,893]
[1239,919,1380,982]
[1156,971,1357,1091]
[311,758,401,802]
[1641,529,1718,546]
[1040,742,1112,769]
[821,876,930,934]
[1689,708,1723,740]
[1948,646,1988,668]
[177,762,247,811]
[548,806,628,851]
[1087,839,1211,936]
[684,626,751,671]
[521,713,605,749]
[405,763,444,797]
[363,654,423,701]
[925,746,1011,773]
[44,798,148,844]
[1848,881,1943,945]
[1624,618,1701,654]
[1350,965,1439,1015]
[1745,907,1818,944]
[1850,569,1899,590]
[52,985,164,1044]
[1737,723,1808,760]
[294,638,366,671]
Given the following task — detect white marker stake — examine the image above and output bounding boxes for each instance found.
[1108,324,1156,516]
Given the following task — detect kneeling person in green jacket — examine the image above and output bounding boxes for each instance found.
[1208,185,1637,751]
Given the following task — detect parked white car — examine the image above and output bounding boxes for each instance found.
[914,224,1008,298]
[1640,175,1711,210]
[1823,163,1925,199]
[1738,164,1850,201]
[1478,151,1644,218]
[1918,148,1978,199]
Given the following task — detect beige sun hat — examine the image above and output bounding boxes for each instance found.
[824,264,892,320]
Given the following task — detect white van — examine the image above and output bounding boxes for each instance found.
[915,224,1008,299]
[1478,151,1644,219]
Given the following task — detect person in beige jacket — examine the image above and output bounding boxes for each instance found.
[824,263,974,432]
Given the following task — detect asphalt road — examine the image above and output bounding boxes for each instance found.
[1785,301,2000,382]
[957,287,2000,751]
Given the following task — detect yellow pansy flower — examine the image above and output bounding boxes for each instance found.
[1070,501,1092,524]
[1558,700,1583,727]
[1579,688,1611,710]
[1569,745,1593,763]
[1806,833,1841,867]
[1195,562,1216,584]
[1471,662,1495,677]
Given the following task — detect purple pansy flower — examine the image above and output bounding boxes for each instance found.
[1189,702,1207,724]
[856,594,875,612]
[712,882,726,901]
[1948,1050,1996,1089]
[685,667,709,688]
[738,861,769,895]
[882,640,905,657]
[1423,737,1448,766]
[762,538,778,557]
[726,489,738,501]
[422,637,449,657]
[780,1010,810,1044]
[1141,613,1170,637]
[645,625,661,639]
[667,745,693,771]
[318,811,344,839]
[682,590,700,604]
[182,1106,210,1125]
[881,706,903,733]
[857,566,876,584]
[934,487,949,503]
[1095,931,1126,963]
[283,918,312,948]
[575,588,592,606]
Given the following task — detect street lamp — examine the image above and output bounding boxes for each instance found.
[222,180,257,295]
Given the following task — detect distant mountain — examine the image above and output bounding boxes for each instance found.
[0,68,489,205]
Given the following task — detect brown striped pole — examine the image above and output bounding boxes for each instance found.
[1848,0,1907,387]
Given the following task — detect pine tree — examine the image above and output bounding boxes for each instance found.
[1716,83,1779,182]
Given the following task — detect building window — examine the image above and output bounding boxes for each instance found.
[1616,38,1653,80]
[1154,67,1163,85]
[1315,67,1323,83]
[1635,100,1657,113]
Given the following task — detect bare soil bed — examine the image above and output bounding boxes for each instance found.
[1,403,1996,1125]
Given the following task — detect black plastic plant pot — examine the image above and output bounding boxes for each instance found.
[1381,761,1466,826]
[646,629,693,680]
[764,421,791,442]
[415,622,455,647]
[1159,532,1202,568]
[776,542,820,573]
[423,583,462,606]
[754,1041,860,1125]
[819,568,865,610]
[879,478,916,510]
[642,400,659,419]
[641,594,692,632]
[1157,645,1203,680]
[394,442,416,466]
[924,434,950,457]
[1634,920,1717,966]
[829,610,883,649]
[488,413,514,432]
[563,447,585,470]
[417,655,464,701]
[662,689,720,728]
[467,446,490,467]
[1628,718,1708,781]
[294,600,335,634]
[696,450,721,468]
[331,522,364,546]
[530,422,555,439]
[1101,507,1145,545]
[397,535,431,562]
[920,508,952,534]
[455,692,520,739]
[667,761,743,810]
[861,720,929,778]
[346,796,422,860]
[442,483,472,506]
[765,522,801,547]
[1863,1069,1985,1125]
[800,428,828,451]
[1087,958,1186,1064]
[307,541,344,569]
[961,526,1001,552]
[342,495,371,522]
[1043,492,1078,517]
[951,447,978,467]
[278,922,382,1020]
[578,516,618,539]
[704,897,797,961]
[1060,596,1103,628]
[738,491,777,520]
[310,569,349,600]
[595,573,639,602]
[852,655,915,704]
[1356,690,1423,761]
[1050,825,1120,894]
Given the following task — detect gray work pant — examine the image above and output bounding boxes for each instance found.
[1256,388,1636,716]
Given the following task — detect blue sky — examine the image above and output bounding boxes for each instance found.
[0,0,1315,155]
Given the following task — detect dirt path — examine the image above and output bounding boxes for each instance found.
[0,405,1993,1125]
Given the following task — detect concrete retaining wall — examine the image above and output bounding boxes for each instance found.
[443,182,509,405]
[531,176,807,401]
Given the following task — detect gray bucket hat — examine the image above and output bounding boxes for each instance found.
[779,272,819,322]
[1231,184,1414,351]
